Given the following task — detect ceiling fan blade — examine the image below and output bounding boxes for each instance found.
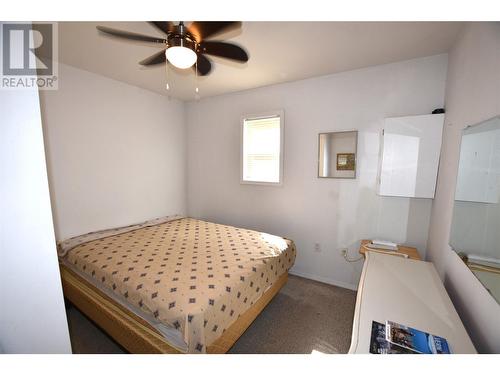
[139,49,167,66]
[188,21,241,42]
[96,26,166,44]
[194,54,212,76]
[199,41,248,62]
[149,21,175,36]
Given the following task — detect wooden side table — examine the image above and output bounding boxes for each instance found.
[359,239,421,261]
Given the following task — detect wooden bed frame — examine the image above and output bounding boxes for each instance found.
[60,264,288,354]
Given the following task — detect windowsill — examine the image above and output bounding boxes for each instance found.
[240,180,283,187]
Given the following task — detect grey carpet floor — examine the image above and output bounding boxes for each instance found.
[66,274,357,354]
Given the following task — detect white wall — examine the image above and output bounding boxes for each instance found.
[186,54,448,289]
[427,22,500,353]
[39,63,186,240]
[0,72,71,351]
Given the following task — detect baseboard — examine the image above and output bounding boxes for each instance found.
[288,269,358,291]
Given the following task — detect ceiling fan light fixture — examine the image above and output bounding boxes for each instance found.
[165,46,197,69]
[96,21,247,77]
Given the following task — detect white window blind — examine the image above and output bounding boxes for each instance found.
[242,114,282,184]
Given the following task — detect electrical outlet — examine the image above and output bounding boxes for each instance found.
[314,243,321,252]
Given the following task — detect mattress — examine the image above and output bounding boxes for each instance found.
[59,217,296,353]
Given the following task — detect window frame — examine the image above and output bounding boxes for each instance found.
[240,110,284,186]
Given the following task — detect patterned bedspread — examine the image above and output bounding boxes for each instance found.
[61,217,296,353]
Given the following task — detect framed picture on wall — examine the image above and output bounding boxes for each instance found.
[336,153,355,171]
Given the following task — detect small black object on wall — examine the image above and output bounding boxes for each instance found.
[432,108,445,114]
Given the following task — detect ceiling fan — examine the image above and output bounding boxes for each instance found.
[96,22,248,76]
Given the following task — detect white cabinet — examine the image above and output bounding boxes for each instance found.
[378,114,444,198]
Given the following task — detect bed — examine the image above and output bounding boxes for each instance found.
[58,216,296,353]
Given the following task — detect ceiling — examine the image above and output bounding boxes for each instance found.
[57,22,464,101]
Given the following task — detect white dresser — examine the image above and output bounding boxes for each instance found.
[348,252,476,353]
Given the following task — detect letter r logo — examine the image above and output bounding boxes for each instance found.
[2,23,53,76]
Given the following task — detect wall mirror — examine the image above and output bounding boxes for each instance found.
[318,131,357,178]
[450,115,500,304]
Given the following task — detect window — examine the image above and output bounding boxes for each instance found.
[241,111,283,185]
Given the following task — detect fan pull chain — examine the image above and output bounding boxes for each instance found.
[165,60,170,91]
[195,59,200,101]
